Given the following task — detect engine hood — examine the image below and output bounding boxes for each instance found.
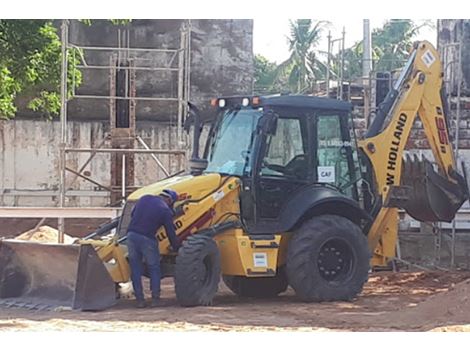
[127,173,224,202]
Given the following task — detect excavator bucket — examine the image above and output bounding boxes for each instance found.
[389,155,469,222]
[0,240,116,311]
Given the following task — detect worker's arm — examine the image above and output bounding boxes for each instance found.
[162,211,180,252]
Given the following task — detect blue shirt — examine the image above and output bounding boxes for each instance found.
[127,195,179,251]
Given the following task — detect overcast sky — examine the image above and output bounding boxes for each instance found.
[253,19,437,64]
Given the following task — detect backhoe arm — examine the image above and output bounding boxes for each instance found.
[358,41,469,266]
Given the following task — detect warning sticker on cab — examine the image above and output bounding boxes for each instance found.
[422,50,436,68]
[253,253,268,267]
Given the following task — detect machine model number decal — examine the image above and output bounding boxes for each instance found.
[422,50,436,68]
[386,113,408,185]
[319,140,352,147]
[317,166,335,183]
[212,190,225,202]
[253,253,268,267]
[435,116,449,149]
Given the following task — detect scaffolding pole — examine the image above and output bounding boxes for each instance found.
[326,32,331,97]
[339,27,345,100]
[177,23,186,145]
[136,136,171,176]
[58,20,190,208]
[362,19,373,127]
[451,40,463,269]
[324,30,345,100]
[184,20,192,147]
[58,19,69,244]
[121,154,126,206]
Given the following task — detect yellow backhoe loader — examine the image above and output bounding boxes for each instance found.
[1,40,468,310]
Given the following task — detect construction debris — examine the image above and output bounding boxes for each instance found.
[14,226,76,244]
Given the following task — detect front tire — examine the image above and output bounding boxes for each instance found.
[286,215,370,302]
[175,234,221,307]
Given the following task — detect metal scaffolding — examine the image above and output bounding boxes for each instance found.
[325,29,345,99]
[56,20,191,241]
[439,40,464,269]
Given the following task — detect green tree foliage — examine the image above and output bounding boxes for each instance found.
[254,54,281,94]
[372,19,432,71]
[334,43,363,81]
[274,19,328,93]
[0,20,82,119]
[338,19,433,80]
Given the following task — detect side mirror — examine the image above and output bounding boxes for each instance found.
[257,110,278,135]
[186,102,206,169]
[184,102,200,134]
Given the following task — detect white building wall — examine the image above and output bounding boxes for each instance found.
[0,119,191,207]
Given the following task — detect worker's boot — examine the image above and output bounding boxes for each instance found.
[136,299,147,308]
[150,297,163,308]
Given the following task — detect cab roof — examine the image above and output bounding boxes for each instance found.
[259,95,352,112]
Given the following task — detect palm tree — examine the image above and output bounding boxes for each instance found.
[373,19,433,71]
[274,19,328,93]
[337,19,435,81]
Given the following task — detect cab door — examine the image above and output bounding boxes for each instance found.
[255,112,312,220]
[315,112,360,200]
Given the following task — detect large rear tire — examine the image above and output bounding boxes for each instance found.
[175,234,221,307]
[222,267,288,298]
[286,215,370,302]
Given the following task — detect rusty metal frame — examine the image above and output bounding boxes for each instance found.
[52,20,191,242]
[440,41,464,269]
[65,167,113,192]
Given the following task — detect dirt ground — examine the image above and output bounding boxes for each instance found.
[1,270,470,332]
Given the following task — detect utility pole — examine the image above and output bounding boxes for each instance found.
[363,19,373,126]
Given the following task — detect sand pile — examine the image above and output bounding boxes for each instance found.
[379,276,470,329]
[410,277,470,319]
[15,226,76,244]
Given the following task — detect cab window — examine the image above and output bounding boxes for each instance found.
[261,117,309,180]
[316,114,359,197]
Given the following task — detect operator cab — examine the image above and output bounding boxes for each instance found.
[202,95,363,232]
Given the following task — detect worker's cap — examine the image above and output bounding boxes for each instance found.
[160,189,179,205]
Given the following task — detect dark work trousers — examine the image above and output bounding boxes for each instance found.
[126,231,161,301]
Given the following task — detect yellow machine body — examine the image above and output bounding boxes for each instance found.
[1,41,468,309]
[121,173,287,278]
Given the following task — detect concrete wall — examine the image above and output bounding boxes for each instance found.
[0,119,188,207]
[43,19,254,122]
[438,20,470,96]
[400,232,470,270]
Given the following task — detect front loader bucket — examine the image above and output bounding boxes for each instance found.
[0,240,116,311]
[389,155,469,222]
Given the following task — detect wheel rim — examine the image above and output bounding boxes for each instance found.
[317,238,354,283]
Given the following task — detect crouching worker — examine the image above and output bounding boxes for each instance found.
[126,189,180,308]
